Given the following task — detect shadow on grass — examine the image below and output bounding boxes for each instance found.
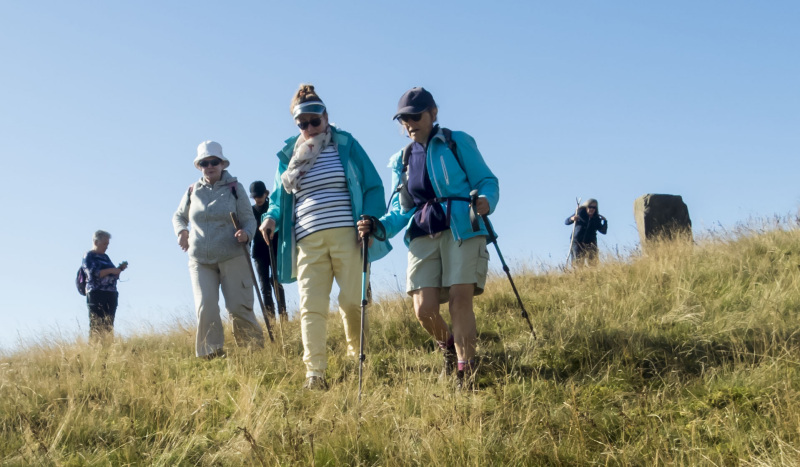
[476,327,800,388]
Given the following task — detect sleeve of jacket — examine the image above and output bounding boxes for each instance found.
[235,182,256,240]
[453,132,499,214]
[378,151,415,240]
[265,163,286,224]
[565,215,575,226]
[350,138,386,219]
[172,186,192,236]
[598,218,608,235]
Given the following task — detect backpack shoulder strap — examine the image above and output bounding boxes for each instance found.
[228,182,239,200]
[401,142,414,173]
[441,128,466,174]
[185,184,194,208]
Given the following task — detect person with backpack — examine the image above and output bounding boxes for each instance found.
[80,230,127,340]
[172,141,264,359]
[565,198,607,267]
[249,180,286,319]
[357,87,499,389]
[259,84,389,390]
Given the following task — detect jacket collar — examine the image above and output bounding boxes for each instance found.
[199,170,237,187]
[429,125,445,145]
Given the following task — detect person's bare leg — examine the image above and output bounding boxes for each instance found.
[448,283,477,363]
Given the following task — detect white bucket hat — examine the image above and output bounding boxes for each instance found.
[194,140,230,169]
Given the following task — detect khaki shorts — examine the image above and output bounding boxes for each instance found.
[407,233,490,303]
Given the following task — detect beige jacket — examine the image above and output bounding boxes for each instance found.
[172,171,256,264]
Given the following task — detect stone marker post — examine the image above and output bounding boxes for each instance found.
[633,194,692,247]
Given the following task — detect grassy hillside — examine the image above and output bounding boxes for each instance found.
[3,223,800,465]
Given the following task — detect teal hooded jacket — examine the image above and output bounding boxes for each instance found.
[263,126,391,284]
[379,128,500,245]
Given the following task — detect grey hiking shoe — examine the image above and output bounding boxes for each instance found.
[303,376,328,391]
[438,348,457,381]
[202,349,226,360]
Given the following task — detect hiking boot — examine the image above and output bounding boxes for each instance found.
[456,370,475,391]
[302,376,328,391]
[203,349,226,360]
[438,347,457,381]
[456,363,477,392]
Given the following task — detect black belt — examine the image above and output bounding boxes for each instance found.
[421,196,480,233]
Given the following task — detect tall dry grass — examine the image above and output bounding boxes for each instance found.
[3,221,800,465]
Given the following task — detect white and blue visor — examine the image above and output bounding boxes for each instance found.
[292,101,326,118]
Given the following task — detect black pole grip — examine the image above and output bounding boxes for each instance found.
[469,190,481,232]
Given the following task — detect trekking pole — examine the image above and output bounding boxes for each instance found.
[357,216,371,405]
[230,212,275,343]
[566,197,581,267]
[264,228,286,355]
[356,215,387,404]
[470,191,536,338]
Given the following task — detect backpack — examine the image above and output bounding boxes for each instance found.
[394,127,467,212]
[76,266,87,296]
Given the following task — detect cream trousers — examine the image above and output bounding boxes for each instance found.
[188,254,264,357]
[297,227,366,378]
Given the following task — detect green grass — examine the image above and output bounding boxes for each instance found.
[3,222,800,465]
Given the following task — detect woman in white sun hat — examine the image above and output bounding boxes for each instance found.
[172,140,264,359]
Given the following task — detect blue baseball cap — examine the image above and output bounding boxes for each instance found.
[393,87,436,120]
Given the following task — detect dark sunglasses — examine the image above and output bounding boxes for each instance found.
[398,113,423,123]
[297,117,322,130]
[587,205,597,209]
[198,159,222,168]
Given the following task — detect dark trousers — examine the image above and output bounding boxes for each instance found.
[571,242,599,267]
[253,255,286,316]
[87,290,118,338]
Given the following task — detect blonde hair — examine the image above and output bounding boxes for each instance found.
[290,84,324,113]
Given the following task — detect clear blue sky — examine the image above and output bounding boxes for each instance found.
[1,2,798,352]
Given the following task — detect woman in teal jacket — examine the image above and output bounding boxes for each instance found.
[260,84,389,390]
[359,87,499,389]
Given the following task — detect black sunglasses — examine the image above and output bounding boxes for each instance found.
[398,113,423,123]
[587,205,597,209]
[198,159,222,168]
[297,117,322,130]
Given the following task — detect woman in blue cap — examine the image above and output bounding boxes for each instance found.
[260,84,389,390]
[358,87,499,389]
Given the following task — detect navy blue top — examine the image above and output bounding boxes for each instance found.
[252,202,271,260]
[82,251,119,294]
[407,126,449,240]
[565,209,608,244]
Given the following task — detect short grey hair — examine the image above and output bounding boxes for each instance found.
[93,230,111,243]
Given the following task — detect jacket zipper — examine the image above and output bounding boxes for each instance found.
[440,155,450,185]
[428,145,461,242]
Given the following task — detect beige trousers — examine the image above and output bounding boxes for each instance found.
[188,254,264,357]
[297,227,366,378]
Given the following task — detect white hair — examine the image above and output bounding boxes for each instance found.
[93,230,111,244]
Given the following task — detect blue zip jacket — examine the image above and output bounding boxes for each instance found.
[263,126,391,283]
[380,128,499,245]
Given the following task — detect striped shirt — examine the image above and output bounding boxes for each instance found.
[294,144,354,241]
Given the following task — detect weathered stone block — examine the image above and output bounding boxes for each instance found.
[633,194,692,245]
